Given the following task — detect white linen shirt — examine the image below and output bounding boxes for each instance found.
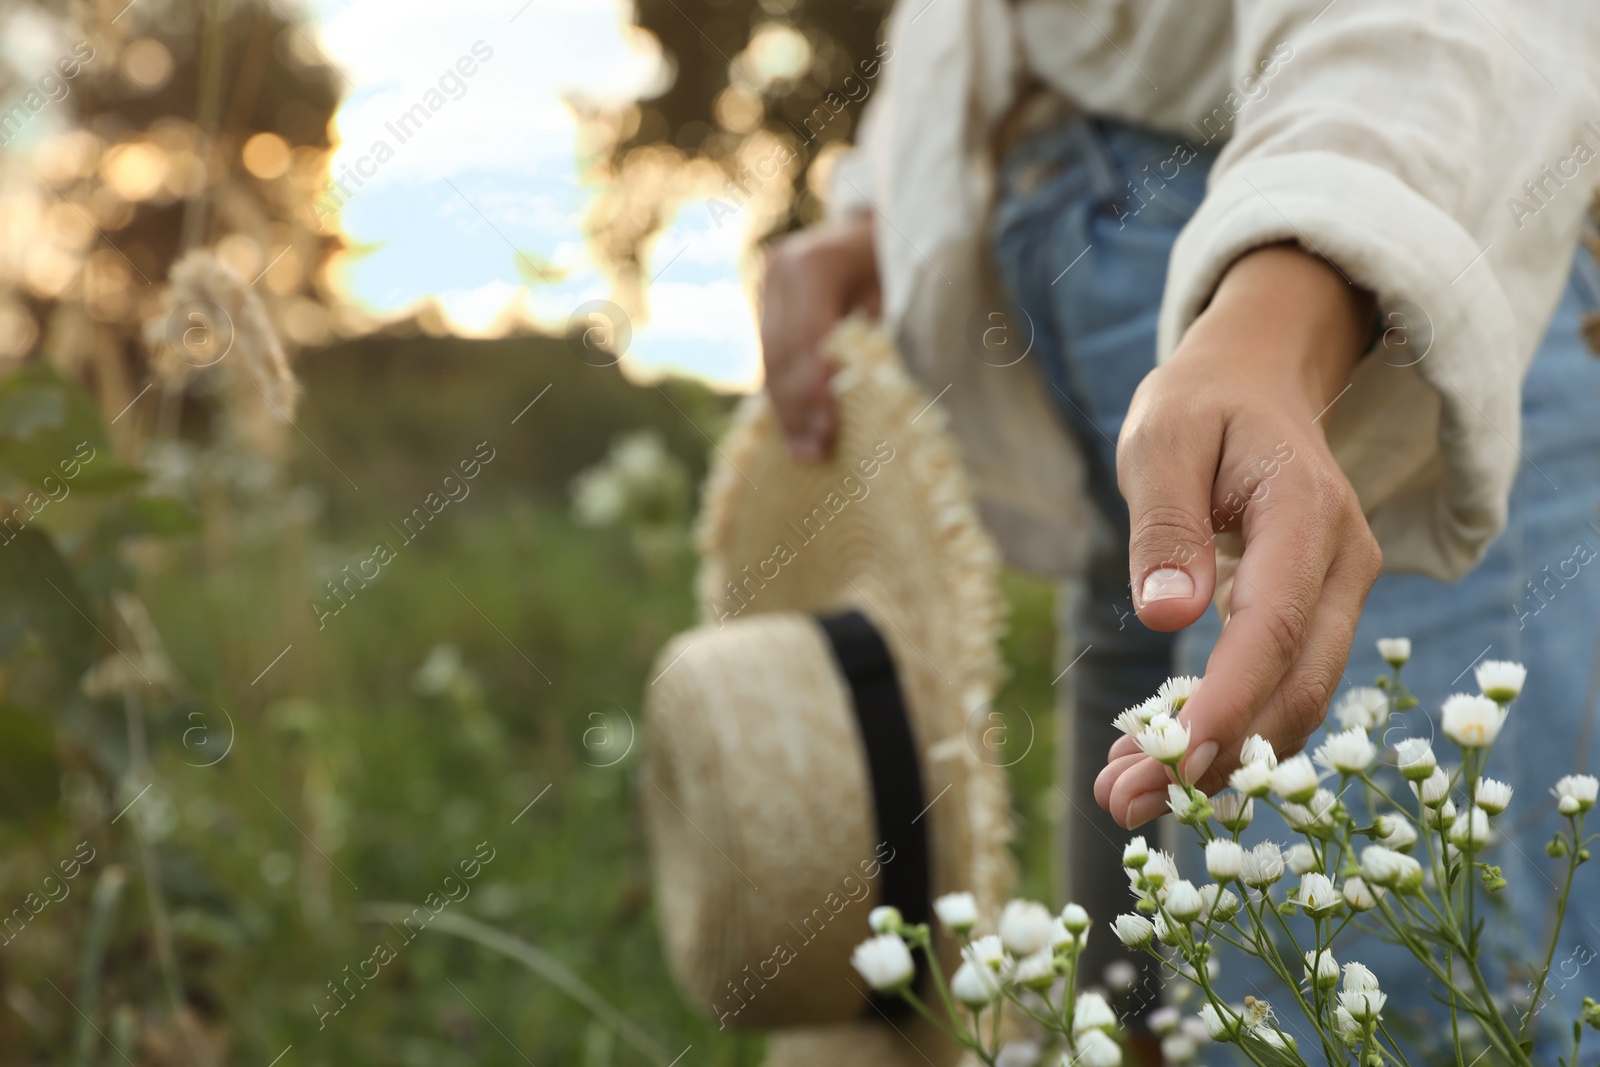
[829,0,1600,579]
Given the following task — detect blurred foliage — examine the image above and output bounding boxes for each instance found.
[586,0,890,288]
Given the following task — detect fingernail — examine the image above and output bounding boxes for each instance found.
[1184,740,1218,784]
[1140,567,1193,606]
[1125,790,1167,828]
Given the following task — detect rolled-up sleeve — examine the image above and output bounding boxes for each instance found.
[1158,0,1600,579]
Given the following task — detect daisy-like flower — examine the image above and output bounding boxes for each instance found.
[1413,766,1451,806]
[1143,850,1179,889]
[1168,783,1206,824]
[1376,814,1418,851]
[1339,985,1387,1021]
[1240,734,1278,768]
[852,934,915,991]
[1161,1034,1199,1065]
[1475,778,1513,816]
[1137,715,1190,765]
[1376,637,1411,667]
[1013,948,1056,990]
[1242,841,1285,887]
[1073,991,1118,1035]
[1164,879,1204,923]
[1073,1029,1122,1067]
[1061,902,1090,934]
[951,959,1003,1006]
[968,934,1006,970]
[1394,738,1437,781]
[1359,845,1424,892]
[1304,949,1340,990]
[1122,835,1150,869]
[1334,1006,1363,1046]
[1148,1006,1182,1036]
[1048,917,1075,951]
[1285,843,1320,875]
[1159,675,1202,712]
[1206,839,1245,881]
[1199,883,1241,923]
[1342,877,1379,911]
[933,892,978,934]
[1343,961,1379,992]
[1554,774,1599,814]
[1112,708,1149,737]
[1113,913,1155,948]
[1230,761,1273,798]
[1212,791,1254,831]
[1292,872,1341,913]
[1448,806,1491,848]
[999,900,1055,957]
[1475,659,1527,703]
[868,906,902,934]
[1270,755,1320,803]
[1334,687,1389,732]
[1315,727,1375,773]
[1442,693,1508,748]
[1253,1027,1295,1053]
[1199,1003,1239,1041]
[1427,798,1458,831]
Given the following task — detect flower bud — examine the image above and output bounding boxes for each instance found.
[868,906,903,935]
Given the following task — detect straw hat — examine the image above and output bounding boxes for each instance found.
[642,315,1014,1066]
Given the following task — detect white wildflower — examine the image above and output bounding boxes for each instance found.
[1414,766,1451,806]
[1165,880,1204,923]
[1475,660,1527,703]
[1376,637,1411,667]
[1270,755,1320,803]
[1061,902,1090,934]
[1229,761,1273,798]
[1293,872,1341,913]
[1137,715,1190,765]
[1159,675,1202,712]
[1073,991,1118,1035]
[1212,791,1254,831]
[1199,1003,1239,1041]
[1122,836,1150,869]
[1206,839,1244,881]
[1374,814,1418,851]
[868,906,902,934]
[999,900,1055,957]
[1448,806,1492,848]
[1168,783,1206,824]
[1242,842,1285,887]
[851,934,915,991]
[1240,734,1278,768]
[1304,949,1339,990]
[1554,774,1599,813]
[1475,778,1513,816]
[969,934,1006,970]
[1113,913,1154,948]
[1315,727,1375,773]
[1359,846,1423,892]
[1285,843,1320,875]
[1199,883,1240,923]
[951,959,1003,1006]
[1071,1028,1122,1067]
[1394,738,1437,781]
[1342,877,1379,911]
[1014,949,1056,990]
[1442,693,1508,748]
[933,892,978,934]
[1334,687,1389,732]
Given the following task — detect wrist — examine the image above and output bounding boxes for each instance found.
[1179,244,1375,414]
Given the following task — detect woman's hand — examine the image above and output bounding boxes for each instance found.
[1095,244,1381,828]
[759,213,881,461]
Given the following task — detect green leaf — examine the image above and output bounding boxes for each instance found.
[0,527,97,679]
[0,705,62,824]
[0,366,143,493]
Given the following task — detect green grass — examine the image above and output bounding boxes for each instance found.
[3,334,1062,1066]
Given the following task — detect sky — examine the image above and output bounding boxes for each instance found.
[306,0,765,390]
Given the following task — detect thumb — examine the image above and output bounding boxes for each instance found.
[1117,418,1219,632]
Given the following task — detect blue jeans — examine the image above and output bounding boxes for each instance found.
[990,115,1600,1055]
